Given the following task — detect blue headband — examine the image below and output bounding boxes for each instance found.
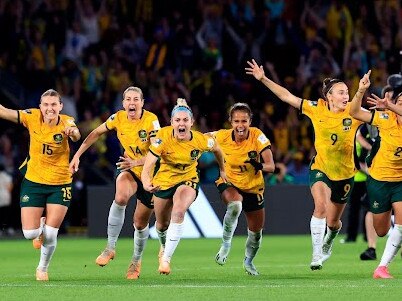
[171,106,193,118]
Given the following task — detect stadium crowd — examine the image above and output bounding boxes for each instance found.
[0,0,401,231]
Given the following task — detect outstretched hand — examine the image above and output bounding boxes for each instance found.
[245,59,265,81]
[367,93,390,110]
[116,154,137,172]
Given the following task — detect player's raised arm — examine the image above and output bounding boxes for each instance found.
[245,59,302,109]
[0,104,19,124]
[349,70,372,123]
[69,123,108,173]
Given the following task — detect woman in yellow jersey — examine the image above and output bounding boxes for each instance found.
[213,102,279,276]
[69,86,161,280]
[246,58,367,270]
[0,89,81,281]
[141,98,227,275]
[350,75,402,279]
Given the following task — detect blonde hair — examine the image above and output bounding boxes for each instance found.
[171,98,193,118]
[122,86,144,100]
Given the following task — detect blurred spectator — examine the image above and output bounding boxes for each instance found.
[63,20,89,65]
[286,151,309,185]
[0,163,13,236]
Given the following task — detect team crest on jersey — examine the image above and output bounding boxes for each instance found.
[138,129,147,142]
[247,151,258,160]
[21,195,29,202]
[190,149,200,160]
[23,109,32,114]
[373,201,379,209]
[342,118,352,131]
[53,133,63,143]
[379,112,389,120]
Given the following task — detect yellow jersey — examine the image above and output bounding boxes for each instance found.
[105,109,160,178]
[301,99,363,180]
[149,126,215,190]
[18,108,76,185]
[214,128,271,194]
[369,110,402,181]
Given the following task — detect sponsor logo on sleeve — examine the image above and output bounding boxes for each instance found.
[152,138,162,148]
[207,138,215,148]
[67,119,75,125]
[257,134,268,144]
[379,112,389,120]
[153,120,161,130]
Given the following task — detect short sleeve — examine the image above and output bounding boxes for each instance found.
[149,118,161,138]
[255,129,271,153]
[371,111,391,129]
[105,113,117,130]
[18,109,36,128]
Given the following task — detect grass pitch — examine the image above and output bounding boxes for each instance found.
[0,235,401,301]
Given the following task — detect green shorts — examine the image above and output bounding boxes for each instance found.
[154,181,199,199]
[366,176,402,214]
[309,169,354,204]
[20,178,72,208]
[217,182,264,212]
[117,169,154,209]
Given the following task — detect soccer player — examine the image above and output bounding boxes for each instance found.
[69,86,161,280]
[246,59,366,270]
[0,89,81,281]
[213,102,278,276]
[141,98,227,275]
[349,75,402,279]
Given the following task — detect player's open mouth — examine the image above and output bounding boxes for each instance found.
[178,128,185,133]
[128,107,136,112]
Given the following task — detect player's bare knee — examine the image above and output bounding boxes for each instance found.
[133,220,148,230]
[114,194,129,206]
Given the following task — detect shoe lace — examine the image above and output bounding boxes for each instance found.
[128,262,140,273]
[101,249,113,257]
